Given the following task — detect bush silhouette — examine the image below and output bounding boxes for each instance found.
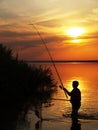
[0,44,57,129]
[0,43,57,100]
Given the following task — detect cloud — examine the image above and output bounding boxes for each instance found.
[0,9,21,20]
[36,19,61,28]
[0,0,98,60]
[1,28,98,50]
[0,30,34,37]
[0,0,2,1]
[0,31,59,48]
[76,31,98,40]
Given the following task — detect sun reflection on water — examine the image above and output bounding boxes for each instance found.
[50,62,98,117]
[18,62,98,130]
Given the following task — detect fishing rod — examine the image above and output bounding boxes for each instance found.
[50,98,70,101]
[30,24,68,98]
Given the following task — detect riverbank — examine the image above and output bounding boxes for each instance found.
[16,111,98,130]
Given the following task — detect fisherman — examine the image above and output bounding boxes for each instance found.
[60,80,81,119]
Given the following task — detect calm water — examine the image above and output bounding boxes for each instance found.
[16,62,98,130]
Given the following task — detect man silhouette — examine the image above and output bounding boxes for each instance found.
[60,80,81,119]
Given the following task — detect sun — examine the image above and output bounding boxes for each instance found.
[66,27,85,37]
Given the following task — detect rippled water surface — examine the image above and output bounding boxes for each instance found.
[16,62,98,130]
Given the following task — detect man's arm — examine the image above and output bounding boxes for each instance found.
[63,87,71,96]
[59,85,71,96]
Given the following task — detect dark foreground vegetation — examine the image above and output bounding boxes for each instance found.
[0,44,57,130]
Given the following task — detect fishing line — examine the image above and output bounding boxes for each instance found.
[30,24,68,98]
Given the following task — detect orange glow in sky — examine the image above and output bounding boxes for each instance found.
[0,0,98,60]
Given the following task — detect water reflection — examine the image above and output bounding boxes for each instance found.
[52,63,98,116]
[34,115,81,130]
[15,90,55,130]
[16,62,98,130]
[35,120,42,130]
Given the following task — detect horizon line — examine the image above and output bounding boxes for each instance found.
[24,59,98,63]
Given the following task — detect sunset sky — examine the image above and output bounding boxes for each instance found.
[0,0,98,60]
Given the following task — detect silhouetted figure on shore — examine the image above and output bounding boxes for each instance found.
[60,80,81,119]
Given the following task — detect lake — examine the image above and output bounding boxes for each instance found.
[16,62,98,130]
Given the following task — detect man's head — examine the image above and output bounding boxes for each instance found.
[72,80,79,88]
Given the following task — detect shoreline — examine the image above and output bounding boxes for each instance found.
[21,112,98,130]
